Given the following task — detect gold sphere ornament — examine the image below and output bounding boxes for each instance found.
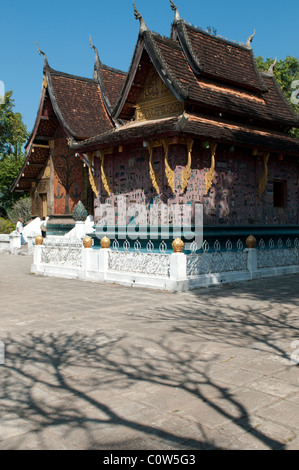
[100,236,111,249]
[172,238,184,253]
[83,236,93,248]
[35,235,44,245]
[246,235,257,249]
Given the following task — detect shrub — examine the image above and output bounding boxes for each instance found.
[7,196,32,225]
[0,217,15,234]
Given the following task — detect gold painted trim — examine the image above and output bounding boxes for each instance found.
[43,75,48,89]
[146,141,160,195]
[136,96,184,122]
[99,150,111,196]
[102,147,113,155]
[259,152,270,197]
[32,144,50,149]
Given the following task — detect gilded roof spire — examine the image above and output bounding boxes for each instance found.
[170,0,180,22]
[133,0,148,33]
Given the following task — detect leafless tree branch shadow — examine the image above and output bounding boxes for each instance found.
[1,318,287,450]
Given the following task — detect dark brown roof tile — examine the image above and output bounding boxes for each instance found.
[49,70,114,139]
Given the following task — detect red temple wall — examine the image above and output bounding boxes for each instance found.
[93,142,299,226]
[53,127,83,215]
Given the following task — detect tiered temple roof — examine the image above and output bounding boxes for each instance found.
[13,1,299,193]
[11,50,126,192]
[71,1,299,155]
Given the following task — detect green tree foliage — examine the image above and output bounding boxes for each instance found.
[7,196,32,225]
[0,90,29,213]
[255,56,299,137]
[0,217,15,234]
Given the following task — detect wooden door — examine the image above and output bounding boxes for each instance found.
[40,194,47,218]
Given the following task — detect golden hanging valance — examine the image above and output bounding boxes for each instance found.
[205,142,217,195]
[98,149,112,197]
[146,138,194,195]
[86,153,98,198]
[259,152,270,197]
[146,141,160,195]
[182,138,194,193]
[162,139,174,194]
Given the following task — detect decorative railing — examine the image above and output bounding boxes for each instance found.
[108,251,171,276]
[186,239,247,276]
[257,238,299,269]
[40,237,82,267]
[31,234,299,291]
[108,239,170,276]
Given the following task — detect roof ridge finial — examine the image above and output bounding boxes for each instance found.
[36,42,49,68]
[266,57,277,76]
[245,30,255,49]
[89,35,101,80]
[133,0,148,33]
[170,0,180,23]
[89,34,101,63]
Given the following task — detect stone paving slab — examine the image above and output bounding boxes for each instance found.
[0,253,298,450]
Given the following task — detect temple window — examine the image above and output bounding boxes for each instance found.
[273,180,287,208]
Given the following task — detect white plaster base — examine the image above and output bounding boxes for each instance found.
[30,244,299,292]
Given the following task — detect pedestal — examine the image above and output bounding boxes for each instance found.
[9,232,21,252]
[75,221,86,239]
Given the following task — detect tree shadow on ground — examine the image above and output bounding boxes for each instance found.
[1,319,290,450]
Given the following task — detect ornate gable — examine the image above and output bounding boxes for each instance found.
[135,67,183,121]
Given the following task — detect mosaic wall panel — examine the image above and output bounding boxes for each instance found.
[93,143,299,227]
[53,127,83,215]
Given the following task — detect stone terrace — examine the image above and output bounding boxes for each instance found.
[0,253,298,450]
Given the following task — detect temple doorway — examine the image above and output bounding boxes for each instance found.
[40,193,47,219]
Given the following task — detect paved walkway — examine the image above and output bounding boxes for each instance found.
[0,252,298,450]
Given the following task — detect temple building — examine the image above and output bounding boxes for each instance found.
[13,1,299,244]
[70,2,299,247]
[11,42,126,233]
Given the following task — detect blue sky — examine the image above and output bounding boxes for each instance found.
[1,0,298,133]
